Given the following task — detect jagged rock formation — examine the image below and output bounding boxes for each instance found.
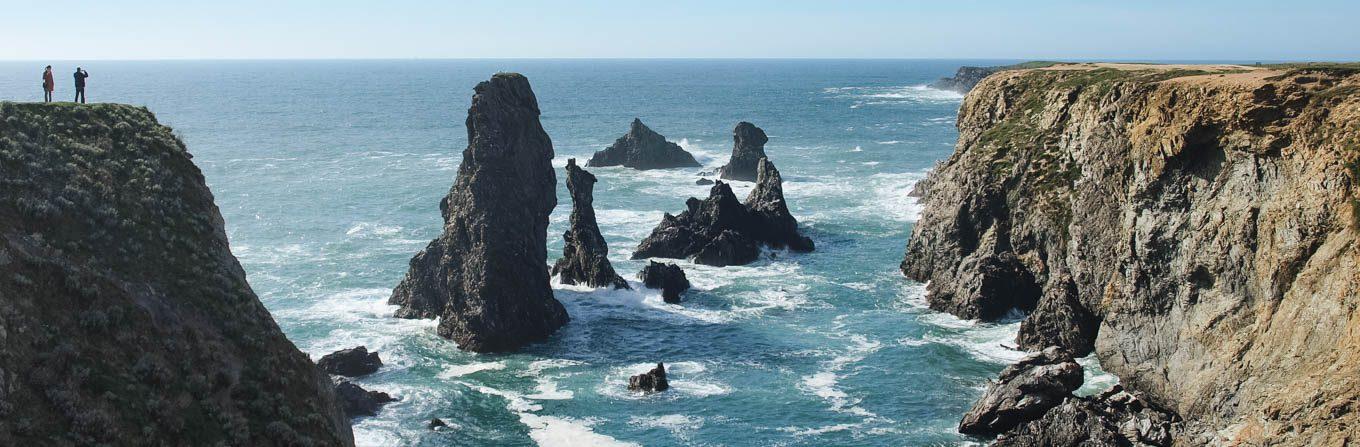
[717,122,770,181]
[389,73,568,353]
[333,379,394,418]
[633,158,813,266]
[317,346,383,378]
[931,62,1059,93]
[996,386,1178,447]
[639,261,690,303]
[0,103,353,445]
[903,63,1360,445]
[627,363,670,393]
[551,159,629,289]
[959,347,1083,436]
[587,118,700,169]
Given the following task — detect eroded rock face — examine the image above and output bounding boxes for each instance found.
[932,66,1003,93]
[634,159,812,266]
[995,386,1178,447]
[389,73,568,352]
[959,347,1083,436]
[552,159,629,289]
[627,363,670,393]
[334,379,395,419]
[317,346,383,378]
[587,118,700,170]
[640,261,690,303]
[904,65,1360,444]
[0,103,353,446]
[717,122,769,181]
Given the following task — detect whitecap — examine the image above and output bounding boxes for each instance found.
[437,361,507,379]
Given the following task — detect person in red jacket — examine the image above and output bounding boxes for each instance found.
[42,66,54,102]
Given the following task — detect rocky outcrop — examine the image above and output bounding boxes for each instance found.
[628,363,670,393]
[639,261,690,303]
[633,158,813,266]
[696,178,714,185]
[903,64,1360,445]
[552,159,629,289]
[317,346,383,378]
[333,379,395,418]
[587,118,700,170]
[995,386,1178,447]
[0,103,353,445]
[932,66,1003,93]
[389,73,568,353]
[717,122,770,181]
[959,347,1083,436]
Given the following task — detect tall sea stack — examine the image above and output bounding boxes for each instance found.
[0,103,353,445]
[717,122,769,181]
[389,73,568,353]
[552,159,630,289]
[587,118,700,170]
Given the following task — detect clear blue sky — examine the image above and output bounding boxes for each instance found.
[2,0,1357,60]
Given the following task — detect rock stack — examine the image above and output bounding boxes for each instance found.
[333,379,396,418]
[317,346,383,377]
[639,261,690,303]
[587,118,700,169]
[717,122,769,181]
[633,157,813,266]
[389,73,568,352]
[552,159,630,289]
[628,363,670,393]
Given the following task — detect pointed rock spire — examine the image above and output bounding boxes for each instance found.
[389,73,568,352]
[587,118,701,170]
[552,158,630,289]
[717,122,769,181]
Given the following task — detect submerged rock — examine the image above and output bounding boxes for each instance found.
[334,379,395,418]
[995,386,1179,447]
[587,118,700,170]
[959,347,1083,436]
[388,73,568,352]
[633,158,813,266]
[552,159,630,289]
[317,346,383,377]
[717,122,770,181]
[696,178,714,185]
[428,418,448,430]
[628,363,670,393]
[640,261,691,303]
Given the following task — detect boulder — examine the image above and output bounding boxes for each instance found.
[717,122,769,181]
[696,178,714,185]
[317,346,383,377]
[551,159,630,289]
[428,418,448,430]
[959,347,1083,436]
[633,158,812,266]
[628,363,670,393]
[334,379,396,419]
[995,386,1179,447]
[640,261,691,303]
[388,73,568,352]
[587,118,700,169]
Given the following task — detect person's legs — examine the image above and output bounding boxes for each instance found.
[43,90,50,102]
[75,88,84,104]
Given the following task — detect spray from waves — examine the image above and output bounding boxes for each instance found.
[553,280,734,325]
[460,382,639,447]
[896,282,1030,365]
[824,84,965,108]
[676,138,726,166]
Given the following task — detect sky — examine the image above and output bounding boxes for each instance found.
[1,0,1357,61]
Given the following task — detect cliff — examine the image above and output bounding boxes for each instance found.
[902,63,1360,445]
[0,103,353,445]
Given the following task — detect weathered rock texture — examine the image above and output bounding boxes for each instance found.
[317,346,383,378]
[627,363,670,393]
[0,103,353,445]
[332,379,394,419]
[587,118,700,170]
[903,64,1360,445]
[995,386,1179,447]
[639,261,690,303]
[959,347,1083,436]
[552,159,630,289]
[931,62,1058,94]
[717,122,770,181]
[634,158,813,266]
[389,73,568,353]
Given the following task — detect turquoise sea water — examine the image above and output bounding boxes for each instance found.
[0,60,1113,446]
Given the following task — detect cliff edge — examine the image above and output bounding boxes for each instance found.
[902,63,1360,445]
[0,103,353,445]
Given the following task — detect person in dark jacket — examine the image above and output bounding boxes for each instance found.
[42,66,54,102]
[73,68,89,104]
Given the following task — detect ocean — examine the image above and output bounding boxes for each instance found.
[0,59,1114,446]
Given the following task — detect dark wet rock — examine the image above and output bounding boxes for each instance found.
[640,261,691,303]
[628,363,670,393]
[959,347,1083,436]
[428,418,448,430]
[317,346,383,377]
[388,73,568,352]
[717,122,769,181]
[334,379,395,419]
[587,118,700,170]
[633,158,812,266]
[551,159,629,289]
[696,178,714,185]
[931,66,1003,93]
[995,385,1179,447]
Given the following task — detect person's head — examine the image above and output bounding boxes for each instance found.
[45,65,51,70]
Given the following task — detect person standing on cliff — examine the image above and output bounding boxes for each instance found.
[41,66,54,102]
[73,67,89,104]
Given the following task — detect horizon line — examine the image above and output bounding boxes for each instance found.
[0,56,1346,63]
